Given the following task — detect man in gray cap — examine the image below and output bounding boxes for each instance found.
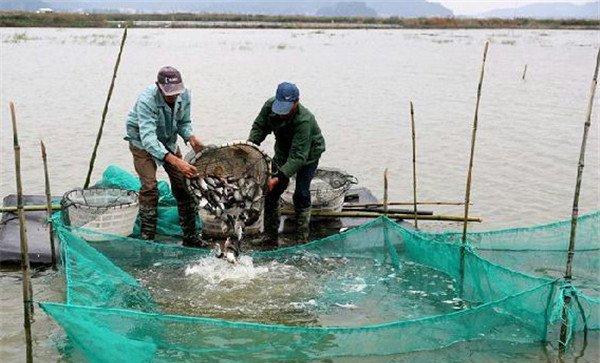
[125,66,205,246]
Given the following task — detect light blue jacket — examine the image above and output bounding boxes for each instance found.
[125,84,193,161]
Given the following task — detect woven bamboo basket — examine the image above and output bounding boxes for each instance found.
[186,141,270,238]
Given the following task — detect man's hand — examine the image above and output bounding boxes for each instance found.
[188,135,204,153]
[267,177,279,192]
[165,153,198,178]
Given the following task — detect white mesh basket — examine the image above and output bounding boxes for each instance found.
[61,188,139,241]
[281,167,357,213]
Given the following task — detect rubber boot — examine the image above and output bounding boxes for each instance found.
[294,208,311,243]
[179,202,206,247]
[139,205,157,240]
[260,204,280,247]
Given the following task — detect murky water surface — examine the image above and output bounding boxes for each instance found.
[1,28,598,361]
[139,252,464,326]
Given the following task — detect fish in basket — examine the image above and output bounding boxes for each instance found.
[186,141,270,261]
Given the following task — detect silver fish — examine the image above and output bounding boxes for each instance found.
[205,177,217,188]
[233,190,243,202]
[199,178,208,191]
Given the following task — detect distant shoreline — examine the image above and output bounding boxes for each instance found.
[1,11,598,30]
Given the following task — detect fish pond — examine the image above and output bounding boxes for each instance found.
[1,27,599,361]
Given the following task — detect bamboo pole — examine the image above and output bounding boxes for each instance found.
[410,101,418,228]
[342,206,433,215]
[345,201,468,207]
[40,140,57,270]
[9,102,33,363]
[383,169,389,214]
[459,41,490,296]
[83,26,128,188]
[522,64,528,80]
[282,210,481,222]
[559,47,600,351]
[0,204,61,213]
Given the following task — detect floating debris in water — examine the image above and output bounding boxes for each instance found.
[342,277,367,293]
[442,297,467,310]
[334,302,358,309]
[408,290,429,297]
[290,299,318,309]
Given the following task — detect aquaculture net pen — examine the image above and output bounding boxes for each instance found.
[38,168,599,362]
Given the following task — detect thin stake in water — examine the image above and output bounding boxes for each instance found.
[10,102,33,363]
[83,27,128,188]
[410,101,418,228]
[41,140,57,270]
[559,47,600,352]
[459,41,490,296]
[383,169,389,215]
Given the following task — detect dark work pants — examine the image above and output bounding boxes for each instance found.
[129,143,198,239]
[265,163,318,212]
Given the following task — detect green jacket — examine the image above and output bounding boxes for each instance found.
[125,85,193,161]
[248,98,325,178]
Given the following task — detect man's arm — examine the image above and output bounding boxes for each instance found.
[177,94,203,152]
[177,92,193,142]
[137,99,170,160]
[278,120,311,178]
[248,102,271,146]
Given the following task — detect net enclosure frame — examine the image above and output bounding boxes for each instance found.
[39,206,599,362]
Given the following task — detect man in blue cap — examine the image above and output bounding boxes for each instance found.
[248,82,326,243]
[125,66,205,246]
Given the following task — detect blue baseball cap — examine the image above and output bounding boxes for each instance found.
[272,82,300,115]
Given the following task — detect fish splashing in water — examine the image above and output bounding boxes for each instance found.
[184,255,270,285]
[189,174,263,263]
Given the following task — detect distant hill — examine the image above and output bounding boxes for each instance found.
[316,2,377,17]
[366,0,452,17]
[480,1,598,19]
[2,0,453,17]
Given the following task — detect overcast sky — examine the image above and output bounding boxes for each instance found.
[434,0,594,15]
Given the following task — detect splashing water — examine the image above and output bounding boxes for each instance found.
[184,255,270,285]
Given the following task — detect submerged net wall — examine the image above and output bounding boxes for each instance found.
[39,166,599,361]
[424,211,600,296]
[42,217,598,361]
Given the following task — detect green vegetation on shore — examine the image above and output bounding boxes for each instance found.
[1,11,598,29]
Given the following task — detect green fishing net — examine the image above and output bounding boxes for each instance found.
[39,166,599,362]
